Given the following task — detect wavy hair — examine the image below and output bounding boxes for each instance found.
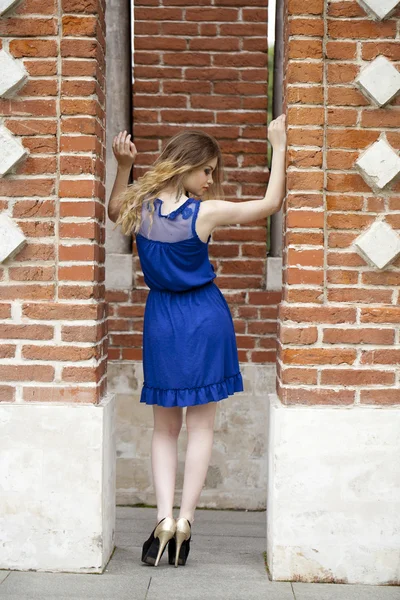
[115,130,224,235]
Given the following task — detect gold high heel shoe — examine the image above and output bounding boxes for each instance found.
[142,517,176,567]
[174,517,192,567]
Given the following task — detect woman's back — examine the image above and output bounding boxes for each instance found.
[136,197,216,292]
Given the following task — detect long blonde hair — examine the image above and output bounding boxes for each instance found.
[115,130,224,235]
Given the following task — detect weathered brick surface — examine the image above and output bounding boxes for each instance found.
[0,0,106,404]
[108,0,279,365]
[278,0,400,406]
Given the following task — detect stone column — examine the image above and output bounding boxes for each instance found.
[0,0,115,573]
[266,0,400,585]
[105,0,133,291]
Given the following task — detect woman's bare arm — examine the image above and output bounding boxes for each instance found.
[202,114,287,227]
[108,131,137,223]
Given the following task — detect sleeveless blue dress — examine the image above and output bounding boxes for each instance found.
[135,196,244,408]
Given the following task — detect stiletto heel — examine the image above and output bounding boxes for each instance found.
[173,518,191,567]
[154,528,174,567]
[142,517,176,566]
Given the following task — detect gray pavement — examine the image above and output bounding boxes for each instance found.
[0,507,399,600]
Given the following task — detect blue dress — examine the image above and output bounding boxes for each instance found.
[135,196,244,407]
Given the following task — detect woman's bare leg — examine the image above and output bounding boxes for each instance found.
[151,405,183,523]
[179,402,218,524]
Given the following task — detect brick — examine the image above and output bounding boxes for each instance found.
[23,59,57,76]
[287,62,323,84]
[327,1,364,17]
[14,243,55,262]
[288,39,323,59]
[327,63,359,84]
[61,39,97,58]
[62,15,97,36]
[321,368,394,386]
[0,285,54,300]
[22,345,96,361]
[327,19,396,39]
[360,349,400,365]
[0,323,54,339]
[61,323,105,343]
[282,348,356,366]
[0,386,15,401]
[287,128,323,147]
[9,266,54,281]
[0,344,16,358]
[280,367,318,385]
[9,39,57,58]
[361,109,400,128]
[325,41,357,60]
[288,18,324,37]
[328,87,369,107]
[327,108,358,126]
[62,362,106,382]
[287,171,324,191]
[287,107,324,126]
[0,364,54,382]
[362,42,400,61]
[327,289,393,303]
[360,389,400,406]
[0,17,57,36]
[61,0,98,13]
[280,325,318,345]
[323,328,395,345]
[287,86,324,105]
[22,302,103,320]
[23,385,99,403]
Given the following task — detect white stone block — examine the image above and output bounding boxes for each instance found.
[357,0,399,20]
[0,50,28,97]
[355,136,400,190]
[105,252,134,289]
[356,56,400,107]
[0,0,21,15]
[0,394,116,573]
[266,257,282,291]
[0,125,29,177]
[0,213,26,263]
[354,220,400,270]
[266,393,400,585]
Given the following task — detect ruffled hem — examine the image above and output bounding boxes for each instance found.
[140,372,244,407]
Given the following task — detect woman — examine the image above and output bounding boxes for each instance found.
[108,115,287,567]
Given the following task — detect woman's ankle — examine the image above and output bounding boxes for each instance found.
[178,513,194,525]
[157,512,174,524]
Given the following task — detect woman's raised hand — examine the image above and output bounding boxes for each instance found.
[267,114,287,150]
[112,130,137,169]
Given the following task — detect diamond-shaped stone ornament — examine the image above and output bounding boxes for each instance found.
[0,50,28,97]
[356,136,400,190]
[357,0,399,20]
[0,0,21,15]
[356,56,400,107]
[0,213,27,263]
[354,220,400,270]
[0,126,28,177]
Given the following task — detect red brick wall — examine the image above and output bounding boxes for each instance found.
[0,0,107,403]
[107,0,283,365]
[278,0,400,405]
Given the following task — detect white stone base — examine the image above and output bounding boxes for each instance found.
[0,394,116,573]
[266,393,400,585]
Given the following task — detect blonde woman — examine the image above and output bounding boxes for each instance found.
[109,115,287,567]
